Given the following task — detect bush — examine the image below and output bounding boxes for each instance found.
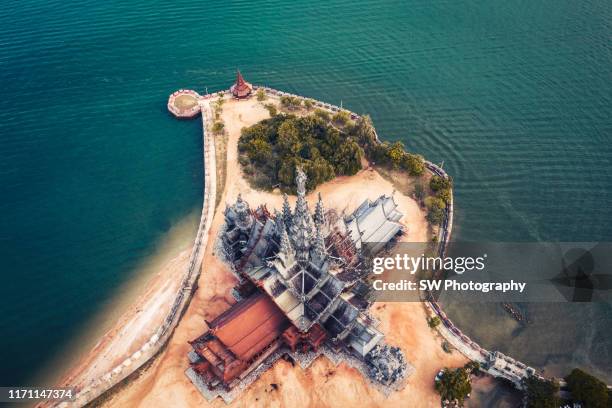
[332,110,351,126]
[303,99,314,110]
[435,367,472,404]
[565,368,608,408]
[401,153,425,176]
[427,316,441,328]
[464,361,480,375]
[430,175,452,192]
[280,95,302,110]
[314,108,331,122]
[256,88,266,101]
[425,196,446,225]
[523,376,559,408]
[264,103,277,117]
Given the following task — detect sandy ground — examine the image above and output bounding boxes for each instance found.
[83,97,468,408]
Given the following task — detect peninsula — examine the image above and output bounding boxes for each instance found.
[45,72,516,408]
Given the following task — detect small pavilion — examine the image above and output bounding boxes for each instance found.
[230,70,253,99]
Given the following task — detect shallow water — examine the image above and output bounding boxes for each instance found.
[0,0,610,385]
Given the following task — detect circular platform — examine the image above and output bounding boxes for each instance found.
[168,89,202,119]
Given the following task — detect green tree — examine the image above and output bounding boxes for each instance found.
[425,196,446,225]
[280,96,302,110]
[303,99,314,110]
[256,88,266,101]
[430,175,452,192]
[387,141,405,169]
[246,138,273,163]
[277,120,302,156]
[305,157,335,189]
[314,108,331,122]
[427,316,441,328]
[264,103,277,117]
[566,368,609,408]
[332,110,350,126]
[354,115,378,147]
[400,153,425,176]
[437,189,452,204]
[523,376,559,408]
[334,139,363,175]
[435,367,472,404]
[278,158,298,188]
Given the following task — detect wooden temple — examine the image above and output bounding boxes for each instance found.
[187,169,407,396]
[229,70,253,99]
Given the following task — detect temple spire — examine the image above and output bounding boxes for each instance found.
[314,192,325,227]
[234,193,252,230]
[296,168,307,196]
[282,193,293,229]
[279,224,293,255]
[313,224,326,258]
[290,168,313,262]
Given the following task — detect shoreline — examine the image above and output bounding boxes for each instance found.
[98,94,468,407]
[49,87,466,407]
[40,96,218,408]
[33,209,200,388]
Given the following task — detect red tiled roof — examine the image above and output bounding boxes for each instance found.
[210,293,288,361]
[230,70,252,97]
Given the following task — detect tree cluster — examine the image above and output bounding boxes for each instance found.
[523,376,560,408]
[353,116,425,176]
[279,95,302,111]
[435,365,472,405]
[565,368,609,408]
[238,113,363,192]
[424,175,453,225]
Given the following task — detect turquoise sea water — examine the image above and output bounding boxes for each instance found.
[1,0,610,385]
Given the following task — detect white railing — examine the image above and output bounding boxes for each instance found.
[50,99,218,408]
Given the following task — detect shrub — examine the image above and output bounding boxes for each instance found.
[256,88,266,101]
[314,108,331,122]
[565,369,608,408]
[523,376,559,408]
[280,95,302,110]
[264,103,277,117]
[425,196,446,225]
[401,153,425,176]
[430,175,452,192]
[428,316,441,328]
[435,367,472,404]
[332,110,351,126]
